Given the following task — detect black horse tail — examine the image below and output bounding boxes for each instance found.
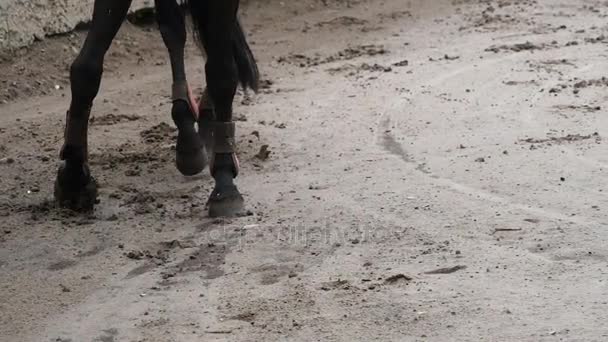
[183,0,260,92]
[232,19,260,92]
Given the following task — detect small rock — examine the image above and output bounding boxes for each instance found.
[393,59,409,67]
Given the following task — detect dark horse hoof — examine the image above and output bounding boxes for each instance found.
[176,139,207,176]
[54,162,98,211]
[173,101,207,176]
[207,186,245,218]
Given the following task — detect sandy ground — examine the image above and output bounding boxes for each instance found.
[0,0,607,341]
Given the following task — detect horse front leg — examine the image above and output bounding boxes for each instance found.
[55,0,133,210]
[155,0,207,176]
[195,0,244,217]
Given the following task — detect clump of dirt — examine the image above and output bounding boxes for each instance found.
[485,41,554,53]
[140,122,177,144]
[473,6,521,28]
[90,114,141,126]
[520,132,601,146]
[326,62,393,76]
[255,145,271,161]
[125,249,169,265]
[553,104,601,113]
[384,274,413,284]
[547,77,608,95]
[316,16,368,28]
[378,10,412,21]
[320,279,351,291]
[277,44,388,68]
[457,1,537,31]
[425,265,467,275]
[583,35,608,44]
[573,78,608,89]
[229,312,257,323]
[90,147,166,168]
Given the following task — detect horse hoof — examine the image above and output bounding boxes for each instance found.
[173,101,207,176]
[207,187,245,218]
[176,146,207,176]
[175,119,208,175]
[54,162,98,211]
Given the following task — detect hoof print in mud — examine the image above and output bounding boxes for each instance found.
[54,163,99,211]
[207,188,245,218]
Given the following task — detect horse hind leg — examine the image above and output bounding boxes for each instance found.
[55,0,133,210]
[155,0,207,176]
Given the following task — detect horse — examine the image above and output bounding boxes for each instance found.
[53,0,259,217]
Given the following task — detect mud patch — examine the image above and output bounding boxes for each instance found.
[503,80,539,86]
[458,1,536,31]
[316,16,368,28]
[94,328,118,342]
[125,240,196,279]
[228,312,257,323]
[170,242,230,280]
[572,78,608,90]
[486,41,555,53]
[320,279,352,291]
[327,62,393,76]
[126,262,158,279]
[76,245,105,258]
[48,259,78,271]
[384,274,413,285]
[140,122,177,144]
[379,118,413,163]
[520,132,601,146]
[425,265,467,275]
[553,104,601,114]
[278,44,388,68]
[90,114,141,126]
[378,10,412,21]
[89,146,169,170]
[251,263,303,285]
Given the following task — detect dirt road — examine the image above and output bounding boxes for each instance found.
[1,0,607,341]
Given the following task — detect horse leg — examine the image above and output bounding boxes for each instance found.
[199,0,244,217]
[55,0,133,210]
[155,0,207,176]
